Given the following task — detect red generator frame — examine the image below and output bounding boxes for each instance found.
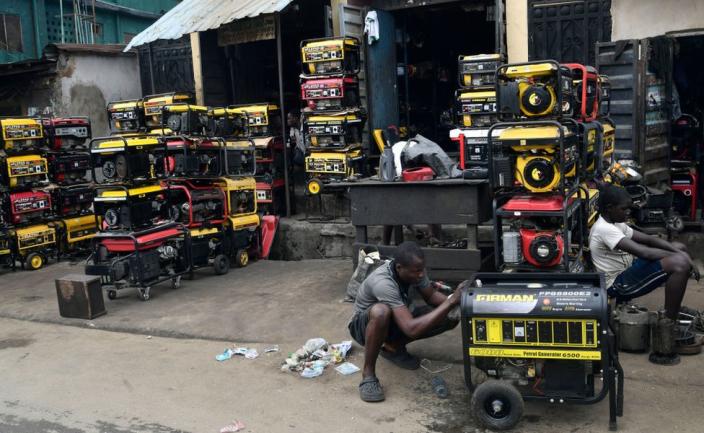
[563,63,600,122]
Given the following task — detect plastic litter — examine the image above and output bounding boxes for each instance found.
[265,345,280,353]
[281,338,353,377]
[335,362,360,375]
[431,375,449,399]
[215,346,259,361]
[216,349,235,362]
[219,420,245,432]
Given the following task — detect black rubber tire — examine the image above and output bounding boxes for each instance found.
[470,380,524,431]
[107,290,117,300]
[213,254,230,275]
[26,252,44,271]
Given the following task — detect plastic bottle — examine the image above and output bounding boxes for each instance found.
[431,376,448,399]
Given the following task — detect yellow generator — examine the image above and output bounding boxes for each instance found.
[207,107,249,137]
[300,37,361,76]
[227,103,281,137]
[142,92,193,131]
[10,223,56,270]
[1,154,49,189]
[305,148,363,195]
[0,117,44,153]
[491,121,579,193]
[107,99,145,134]
[161,103,209,136]
[0,229,13,269]
[220,176,260,267]
[51,214,97,257]
[573,186,600,229]
[496,61,574,120]
[458,53,505,89]
[455,89,498,127]
[599,118,616,173]
[93,184,169,232]
[90,135,165,184]
[577,121,601,179]
[302,110,365,150]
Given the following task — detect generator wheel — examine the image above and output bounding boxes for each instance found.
[235,249,249,268]
[107,290,117,300]
[138,287,151,301]
[307,178,323,195]
[26,253,44,271]
[470,380,524,431]
[213,254,230,275]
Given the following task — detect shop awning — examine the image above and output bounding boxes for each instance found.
[124,0,294,51]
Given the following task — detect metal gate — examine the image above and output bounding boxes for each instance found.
[528,0,612,65]
[138,36,195,96]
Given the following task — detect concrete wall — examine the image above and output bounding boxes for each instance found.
[506,0,528,63]
[612,0,704,40]
[53,52,141,135]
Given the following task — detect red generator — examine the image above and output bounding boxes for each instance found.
[301,76,360,111]
[672,170,698,221]
[42,117,91,150]
[493,194,583,272]
[48,151,91,184]
[562,63,600,122]
[4,190,52,225]
[52,185,95,217]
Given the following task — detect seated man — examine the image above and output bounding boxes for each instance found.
[589,185,699,364]
[348,241,462,402]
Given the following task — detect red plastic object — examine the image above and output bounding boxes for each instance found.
[260,215,279,259]
[402,167,434,182]
[501,195,567,212]
[520,228,564,268]
[672,171,698,220]
[101,227,182,252]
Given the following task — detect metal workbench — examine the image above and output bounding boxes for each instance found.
[340,178,491,281]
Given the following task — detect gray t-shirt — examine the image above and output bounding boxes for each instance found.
[353,261,430,315]
[589,215,634,288]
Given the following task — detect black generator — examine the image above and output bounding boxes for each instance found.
[461,273,623,431]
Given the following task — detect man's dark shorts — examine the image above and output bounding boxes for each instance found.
[348,305,457,346]
[608,258,668,302]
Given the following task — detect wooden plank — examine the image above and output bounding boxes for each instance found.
[190,32,204,106]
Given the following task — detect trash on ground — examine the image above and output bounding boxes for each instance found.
[215,346,259,361]
[281,338,353,377]
[219,419,245,432]
[264,345,280,353]
[335,362,360,375]
[420,358,452,374]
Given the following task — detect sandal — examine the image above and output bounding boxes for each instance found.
[380,348,421,370]
[359,376,385,402]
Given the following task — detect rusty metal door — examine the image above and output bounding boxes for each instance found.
[528,0,612,65]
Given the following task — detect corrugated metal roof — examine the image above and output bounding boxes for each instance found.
[124,0,293,51]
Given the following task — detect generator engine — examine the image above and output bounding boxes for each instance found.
[48,151,91,184]
[301,76,360,110]
[455,90,498,127]
[305,149,364,195]
[302,110,365,150]
[461,273,623,431]
[563,63,600,121]
[168,185,225,227]
[162,103,209,136]
[458,53,505,88]
[300,37,361,76]
[142,92,194,130]
[90,136,165,184]
[0,118,44,153]
[207,108,248,137]
[94,185,168,231]
[4,190,52,225]
[52,185,94,217]
[227,104,281,137]
[41,117,91,150]
[497,61,574,120]
[2,154,49,189]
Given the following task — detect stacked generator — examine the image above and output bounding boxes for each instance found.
[87,93,271,301]
[488,60,613,272]
[299,36,366,196]
[0,115,95,271]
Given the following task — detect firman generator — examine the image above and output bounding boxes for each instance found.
[493,194,584,272]
[450,127,501,179]
[90,136,165,184]
[107,99,145,134]
[490,121,579,194]
[461,273,623,431]
[142,92,193,130]
[496,61,574,120]
[2,190,52,226]
[161,103,209,136]
[300,37,361,76]
[563,63,600,122]
[455,89,498,127]
[0,117,44,153]
[52,184,94,217]
[458,53,505,89]
[93,184,169,232]
[1,154,49,189]
[300,76,360,110]
[48,151,91,184]
[227,104,281,137]
[302,109,365,150]
[41,116,91,150]
[305,149,364,195]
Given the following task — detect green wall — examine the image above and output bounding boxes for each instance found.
[1,0,179,63]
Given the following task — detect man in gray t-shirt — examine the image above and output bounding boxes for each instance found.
[348,242,463,403]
